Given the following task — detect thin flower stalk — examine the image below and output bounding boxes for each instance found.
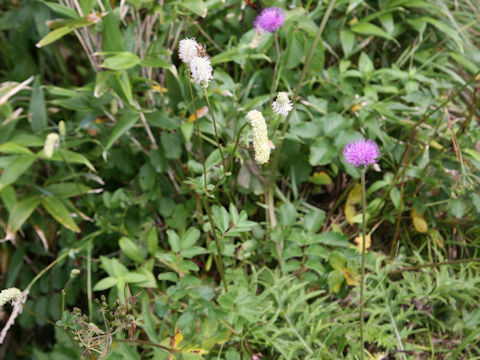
[204,89,226,171]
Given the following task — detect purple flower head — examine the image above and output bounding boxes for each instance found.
[254,7,285,33]
[343,138,380,167]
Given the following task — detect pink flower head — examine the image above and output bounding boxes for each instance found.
[254,7,285,33]
[343,138,380,167]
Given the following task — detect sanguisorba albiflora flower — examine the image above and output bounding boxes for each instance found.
[189,56,213,88]
[44,133,60,158]
[0,287,28,344]
[343,138,380,167]
[254,7,285,33]
[272,92,293,117]
[246,110,270,164]
[178,38,199,64]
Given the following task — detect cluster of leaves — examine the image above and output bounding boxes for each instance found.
[1,0,480,359]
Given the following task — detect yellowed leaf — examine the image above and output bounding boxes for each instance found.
[188,106,208,123]
[186,347,209,354]
[429,229,444,248]
[151,84,168,93]
[173,327,183,349]
[342,268,359,286]
[345,203,356,225]
[308,171,332,185]
[347,183,362,204]
[354,234,371,251]
[411,209,428,233]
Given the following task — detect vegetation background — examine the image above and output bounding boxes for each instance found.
[0,0,479,359]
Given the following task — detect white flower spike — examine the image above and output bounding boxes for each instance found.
[190,56,213,88]
[246,110,271,165]
[272,92,293,117]
[178,38,199,64]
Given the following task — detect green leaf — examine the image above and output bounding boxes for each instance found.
[167,230,181,253]
[327,269,344,293]
[340,30,355,58]
[0,142,34,155]
[41,195,80,232]
[182,228,200,250]
[358,52,374,74]
[38,149,96,172]
[101,52,141,70]
[309,140,336,166]
[351,22,398,44]
[450,199,466,219]
[140,57,171,69]
[102,11,125,52]
[105,112,139,151]
[8,195,41,233]
[147,226,159,255]
[93,276,117,291]
[40,1,79,19]
[36,26,74,48]
[119,237,145,263]
[303,210,326,233]
[179,0,207,17]
[29,77,48,132]
[0,155,35,191]
[45,183,90,198]
[329,251,346,270]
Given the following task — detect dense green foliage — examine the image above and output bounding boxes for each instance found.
[1,0,480,359]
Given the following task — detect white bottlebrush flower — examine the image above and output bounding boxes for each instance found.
[178,38,199,64]
[0,288,28,344]
[0,288,22,308]
[272,92,293,117]
[44,133,60,158]
[249,29,263,49]
[246,110,270,165]
[190,56,213,88]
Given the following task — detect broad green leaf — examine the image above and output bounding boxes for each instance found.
[41,195,80,232]
[119,237,145,263]
[45,183,90,198]
[351,22,398,44]
[340,30,355,58]
[182,228,200,250]
[179,0,207,17]
[0,142,34,155]
[329,251,346,270]
[147,226,159,255]
[29,77,48,132]
[167,230,181,253]
[140,57,170,69]
[8,195,41,233]
[105,112,139,150]
[101,52,141,70]
[38,149,95,172]
[36,26,74,48]
[328,269,344,293]
[39,1,79,19]
[102,11,125,52]
[93,276,117,291]
[0,155,35,191]
[309,140,336,166]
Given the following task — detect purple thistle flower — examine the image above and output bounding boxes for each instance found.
[343,138,380,167]
[254,7,285,33]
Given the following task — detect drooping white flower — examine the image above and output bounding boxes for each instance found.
[178,38,199,64]
[0,288,22,308]
[249,29,263,49]
[272,92,293,117]
[190,56,213,88]
[44,133,60,158]
[246,110,270,165]
[0,288,27,344]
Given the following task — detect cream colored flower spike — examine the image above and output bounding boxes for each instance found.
[246,110,270,165]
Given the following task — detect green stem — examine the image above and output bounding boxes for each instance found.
[268,33,281,121]
[87,239,93,321]
[227,122,249,174]
[360,168,367,360]
[204,88,226,172]
[268,0,336,188]
[26,248,78,292]
[187,74,208,189]
[203,197,228,292]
